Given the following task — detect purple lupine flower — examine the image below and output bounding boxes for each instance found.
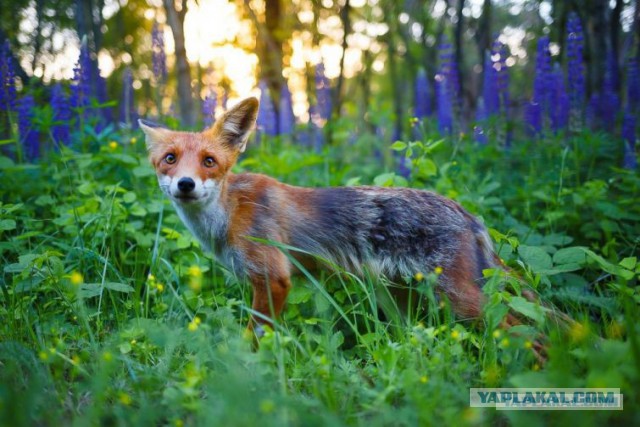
[549,64,569,132]
[279,83,295,135]
[601,50,621,132]
[202,92,217,128]
[315,63,332,121]
[0,40,17,113]
[627,58,640,113]
[17,95,39,160]
[414,68,431,118]
[622,109,637,170]
[524,101,542,136]
[51,83,71,145]
[493,38,510,115]
[152,23,167,84]
[439,35,461,111]
[527,37,551,135]
[567,12,585,130]
[435,71,453,135]
[397,155,411,178]
[70,42,92,111]
[474,125,488,145]
[311,120,324,151]
[120,67,136,127]
[257,81,277,136]
[482,52,499,116]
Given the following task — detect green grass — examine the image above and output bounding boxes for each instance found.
[1,126,639,426]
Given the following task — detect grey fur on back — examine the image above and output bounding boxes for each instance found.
[282,186,495,288]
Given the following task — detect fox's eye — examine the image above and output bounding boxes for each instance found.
[165,153,176,164]
[203,157,215,168]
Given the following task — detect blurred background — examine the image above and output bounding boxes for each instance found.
[0,0,638,164]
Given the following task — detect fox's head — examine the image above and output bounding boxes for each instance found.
[140,97,259,206]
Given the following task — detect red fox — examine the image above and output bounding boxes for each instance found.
[140,97,498,336]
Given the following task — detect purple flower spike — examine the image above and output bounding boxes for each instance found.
[0,40,17,113]
[202,92,217,128]
[315,63,332,122]
[482,52,499,116]
[414,68,432,119]
[17,95,39,160]
[474,125,488,145]
[152,23,167,85]
[622,109,637,170]
[626,58,640,113]
[51,84,71,145]
[257,81,277,136]
[567,12,585,130]
[436,71,453,135]
[279,83,295,135]
[70,41,92,112]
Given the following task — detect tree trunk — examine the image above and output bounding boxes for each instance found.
[333,0,351,118]
[264,0,283,102]
[31,0,44,74]
[587,0,609,94]
[163,0,195,127]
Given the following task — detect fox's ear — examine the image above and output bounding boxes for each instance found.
[138,119,172,150]
[214,97,259,153]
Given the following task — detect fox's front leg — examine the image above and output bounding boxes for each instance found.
[245,248,292,339]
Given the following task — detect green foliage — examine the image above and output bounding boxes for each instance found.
[0,125,639,426]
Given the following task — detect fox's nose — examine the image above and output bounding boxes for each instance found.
[177,177,196,193]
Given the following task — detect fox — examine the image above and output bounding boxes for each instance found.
[139,97,502,337]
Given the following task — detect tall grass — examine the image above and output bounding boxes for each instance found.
[0,126,638,425]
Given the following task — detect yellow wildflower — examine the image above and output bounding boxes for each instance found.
[260,399,275,414]
[109,141,118,150]
[187,265,202,277]
[492,329,502,339]
[420,375,428,384]
[434,266,443,275]
[130,137,137,145]
[118,392,132,406]
[451,330,460,340]
[70,271,83,286]
[414,272,424,281]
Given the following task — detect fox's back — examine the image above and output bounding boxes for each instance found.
[233,175,495,287]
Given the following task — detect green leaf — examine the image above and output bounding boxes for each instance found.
[582,249,634,280]
[0,219,16,231]
[518,245,552,273]
[620,257,637,270]
[390,141,407,151]
[508,296,546,324]
[288,285,314,304]
[80,282,134,298]
[414,157,437,177]
[103,282,134,293]
[553,246,588,266]
[373,173,396,187]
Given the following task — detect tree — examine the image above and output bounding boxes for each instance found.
[163,0,195,127]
